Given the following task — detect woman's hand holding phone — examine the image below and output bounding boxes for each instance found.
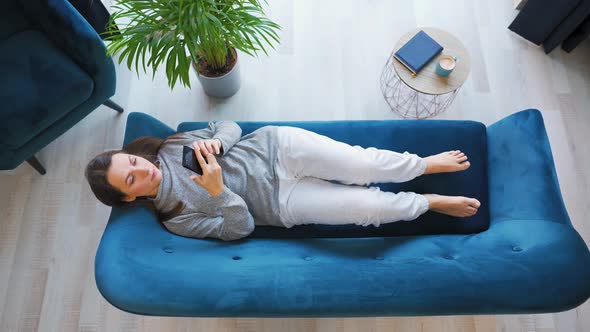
[190,142,225,198]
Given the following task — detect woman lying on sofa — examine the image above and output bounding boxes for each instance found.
[85,121,480,241]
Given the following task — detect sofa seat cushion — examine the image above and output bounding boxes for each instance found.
[0,29,94,150]
[174,118,489,237]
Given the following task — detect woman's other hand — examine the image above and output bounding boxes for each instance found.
[194,139,222,156]
[190,142,225,197]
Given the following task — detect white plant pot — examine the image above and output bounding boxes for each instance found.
[194,50,241,98]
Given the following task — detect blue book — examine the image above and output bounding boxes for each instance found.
[394,30,444,76]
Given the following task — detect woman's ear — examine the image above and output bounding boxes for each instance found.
[122,195,136,202]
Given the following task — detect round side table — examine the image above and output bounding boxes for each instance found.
[380,27,471,119]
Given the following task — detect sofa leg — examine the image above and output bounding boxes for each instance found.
[104,99,124,113]
[26,156,46,175]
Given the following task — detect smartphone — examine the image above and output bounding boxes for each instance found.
[182,145,205,175]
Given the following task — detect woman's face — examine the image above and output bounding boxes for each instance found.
[107,153,162,202]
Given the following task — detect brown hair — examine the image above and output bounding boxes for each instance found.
[85,134,186,225]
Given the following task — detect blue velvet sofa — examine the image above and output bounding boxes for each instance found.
[95,109,590,317]
[0,0,122,175]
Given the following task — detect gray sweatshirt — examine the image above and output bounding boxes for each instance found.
[152,121,284,241]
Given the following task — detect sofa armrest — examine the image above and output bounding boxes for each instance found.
[18,0,115,94]
[95,202,170,313]
[486,109,572,226]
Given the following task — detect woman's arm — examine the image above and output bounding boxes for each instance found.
[181,121,242,156]
[164,193,256,241]
[208,121,242,156]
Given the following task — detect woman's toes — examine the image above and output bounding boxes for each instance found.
[458,156,468,162]
[469,198,481,208]
[457,152,465,158]
[462,161,471,169]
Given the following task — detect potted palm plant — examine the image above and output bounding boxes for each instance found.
[104,0,281,98]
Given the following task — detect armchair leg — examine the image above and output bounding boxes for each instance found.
[103,99,124,113]
[26,156,46,175]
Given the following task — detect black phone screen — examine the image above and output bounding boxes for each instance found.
[182,145,204,175]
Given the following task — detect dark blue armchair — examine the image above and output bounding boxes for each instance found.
[0,0,122,174]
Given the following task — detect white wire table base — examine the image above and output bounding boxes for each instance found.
[380,54,460,119]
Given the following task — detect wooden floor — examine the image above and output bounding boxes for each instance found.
[1,0,590,331]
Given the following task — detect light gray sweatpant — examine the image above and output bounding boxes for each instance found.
[275,126,430,228]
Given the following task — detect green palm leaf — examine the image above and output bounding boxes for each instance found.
[103,0,281,89]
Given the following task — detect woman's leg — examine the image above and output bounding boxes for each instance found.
[279,177,430,228]
[277,126,426,186]
[275,127,480,227]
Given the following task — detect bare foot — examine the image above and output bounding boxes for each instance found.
[424,194,480,218]
[424,150,471,174]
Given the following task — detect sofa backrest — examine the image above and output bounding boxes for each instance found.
[0,0,31,41]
